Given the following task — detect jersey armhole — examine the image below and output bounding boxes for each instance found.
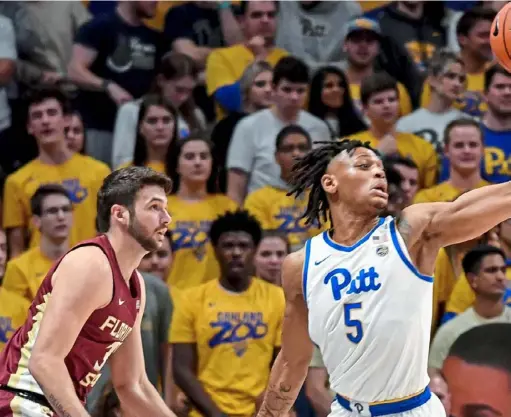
[302,239,312,305]
[389,219,434,283]
[68,242,116,308]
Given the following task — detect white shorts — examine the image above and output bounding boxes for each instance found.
[329,391,446,417]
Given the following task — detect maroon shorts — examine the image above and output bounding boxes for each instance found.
[0,389,53,417]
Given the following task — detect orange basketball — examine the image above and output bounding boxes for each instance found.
[490,2,511,72]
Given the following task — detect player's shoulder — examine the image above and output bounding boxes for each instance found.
[58,245,112,275]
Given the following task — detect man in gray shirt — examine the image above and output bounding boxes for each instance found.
[397,48,470,152]
[226,56,330,204]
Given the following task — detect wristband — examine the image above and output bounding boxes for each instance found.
[217,2,230,10]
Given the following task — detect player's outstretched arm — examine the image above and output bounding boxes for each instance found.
[29,246,114,417]
[109,273,176,417]
[400,182,511,249]
[257,250,314,417]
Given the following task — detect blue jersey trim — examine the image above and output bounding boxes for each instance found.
[336,387,431,416]
[302,239,312,305]
[389,220,433,283]
[323,217,384,252]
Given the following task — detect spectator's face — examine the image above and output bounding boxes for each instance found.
[177,139,212,186]
[499,219,511,247]
[34,194,73,241]
[243,1,277,41]
[385,182,406,217]
[249,70,273,109]
[344,31,380,68]
[65,114,85,153]
[273,80,308,113]
[215,232,255,280]
[159,75,196,109]
[363,89,399,127]
[443,356,511,417]
[432,62,466,102]
[324,147,387,214]
[138,235,172,280]
[459,19,493,62]
[485,73,511,117]
[0,229,6,278]
[393,164,419,204]
[139,105,175,149]
[275,133,311,180]
[321,72,345,109]
[429,374,451,415]
[133,1,158,19]
[27,98,66,146]
[254,236,287,285]
[125,185,171,252]
[468,254,507,299]
[444,126,483,174]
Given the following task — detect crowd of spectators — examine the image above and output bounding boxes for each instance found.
[1,1,511,417]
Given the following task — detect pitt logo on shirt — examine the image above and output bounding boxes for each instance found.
[324,267,381,301]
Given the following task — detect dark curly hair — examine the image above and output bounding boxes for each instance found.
[209,210,262,247]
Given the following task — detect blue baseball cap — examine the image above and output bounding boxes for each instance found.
[344,17,382,40]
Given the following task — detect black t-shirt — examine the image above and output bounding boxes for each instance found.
[75,12,167,131]
[163,3,225,48]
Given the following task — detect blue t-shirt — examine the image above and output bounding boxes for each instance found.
[438,124,511,184]
[74,11,166,131]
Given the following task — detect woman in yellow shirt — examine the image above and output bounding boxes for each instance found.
[166,136,237,290]
[118,94,178,175]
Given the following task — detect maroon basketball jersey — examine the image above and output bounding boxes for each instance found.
[0,235,141,404]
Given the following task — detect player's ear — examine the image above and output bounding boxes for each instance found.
[111,204,129,227]
[321,173,338,195]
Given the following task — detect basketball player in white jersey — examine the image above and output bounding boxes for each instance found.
[255,139,511,417]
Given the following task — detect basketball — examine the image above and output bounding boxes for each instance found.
[490,2,511,72]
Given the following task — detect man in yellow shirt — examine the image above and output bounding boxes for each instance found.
[2,89,110,258]
[350,72,438,189]
[0,229,30,351]
[414,119,490,204]
[2,184,72,303]
[244,125,321,252]
[171,210,285,417]
[343,17,412,120]
[206,1,288,118]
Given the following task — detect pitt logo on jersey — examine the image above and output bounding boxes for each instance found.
[324,267,381,301]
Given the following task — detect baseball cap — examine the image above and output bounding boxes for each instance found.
[344,17,382,39]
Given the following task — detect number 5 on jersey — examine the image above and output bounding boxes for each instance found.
[344,303,363,344]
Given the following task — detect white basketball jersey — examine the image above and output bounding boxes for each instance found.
[304,216,432,402]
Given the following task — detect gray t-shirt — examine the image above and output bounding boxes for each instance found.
[275,2,361,71]
[396,107,470,152]
[428,306,511,370]
[227,108,331,194]
[86,273,173,411]
[0,15,16,132]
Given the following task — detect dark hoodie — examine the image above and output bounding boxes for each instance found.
[378,3,446,73]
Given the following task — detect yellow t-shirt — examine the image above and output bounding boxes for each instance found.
[244,186,323,252]
[2,247,54,303]
[413,180,491,204]
[116,161,166,174]
[166,195,237,290]
[349,82,412,119]
[0,287,30,351]
[420,72,487,117]
[206,44,288,118]
[349,130,438,189]
[446,266,511,316]
[170,278,285,417]
[2,154,110,249]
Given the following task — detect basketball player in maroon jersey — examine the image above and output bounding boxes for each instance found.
[0,166,177,417]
